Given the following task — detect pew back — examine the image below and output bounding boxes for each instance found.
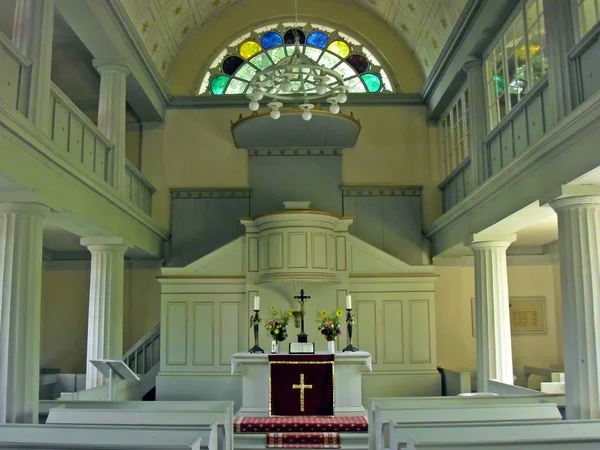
[0,424,203,450]
[389,404,561,450]
[403,420,600,450]
[46,401,233,450]
[368,395,564,450]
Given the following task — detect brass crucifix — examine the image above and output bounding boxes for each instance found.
[292,373,313,412]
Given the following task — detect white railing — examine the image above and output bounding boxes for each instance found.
[0,31,31,113]
[123,323,160,376]
[125,161,155,215]
[49,82,113,185]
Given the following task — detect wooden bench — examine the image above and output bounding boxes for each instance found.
[403,420,600,450]
[388,404,562,450]
[45,401,233,450]
[0,424,204,450]
[368,395,564,450]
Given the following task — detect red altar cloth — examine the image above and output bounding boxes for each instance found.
[269,354,334,416]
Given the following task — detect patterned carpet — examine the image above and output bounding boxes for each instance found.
[233,416,369,433]
[266,432,341,449]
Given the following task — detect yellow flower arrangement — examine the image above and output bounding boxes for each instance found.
[335,308,343,317]
[320,308,327,318]
[316,309,343,341]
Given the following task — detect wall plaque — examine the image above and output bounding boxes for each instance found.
[471,296,547,336]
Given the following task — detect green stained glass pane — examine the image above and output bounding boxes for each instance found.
[304,47,322,62]
[346,76,366,93]
[290,80,302,91]
[361,73,382,93]
[285,45,295,56]
[267,47,286,64]
[235,64,257,81]
[225,78,247,94]
[319,52,341,69]
[334,61,356,79]
[250,53,273,70]
[210,75,229,95]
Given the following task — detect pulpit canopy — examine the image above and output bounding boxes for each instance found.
[231,109,361,150]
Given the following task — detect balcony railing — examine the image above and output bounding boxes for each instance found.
[49,82,112,185]
[125,161,155,215]
[0,31,31,114]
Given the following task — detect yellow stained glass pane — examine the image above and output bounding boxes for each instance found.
[240,41,262,60]
[327,40,350,58]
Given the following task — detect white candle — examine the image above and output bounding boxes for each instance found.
[346,294,352,310]
[253,296,260,311]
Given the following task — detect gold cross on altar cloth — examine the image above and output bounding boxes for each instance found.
[292,373,313,412]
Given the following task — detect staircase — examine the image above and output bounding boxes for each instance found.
[123,324,161,400]
[39,324,161,401]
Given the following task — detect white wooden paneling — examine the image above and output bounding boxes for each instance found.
[193,302,214,365]
[220,302,241,365]
[356,300,377,363]
[0,52,21,109]
[409,300,432,363]
[95,146,108,181]
[287,232,307,268]
[247,237,259,272]
[165,302,188,365]
[68,116,84,159]
[327,234,335,270]
[82,128,96,171]
[267,233,283,269]
[259,235,267,270]
[312,232,327,268]
[336,236,347,271]
[52,101,70,151]
[383,301,404,364]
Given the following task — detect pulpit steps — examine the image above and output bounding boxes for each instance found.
[233,416,368,450]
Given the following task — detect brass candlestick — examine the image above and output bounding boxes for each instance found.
[249,309,264,353]
[342,309,358,352]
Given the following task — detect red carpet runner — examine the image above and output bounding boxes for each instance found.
[233,416,369,433]
[266,432,340,449]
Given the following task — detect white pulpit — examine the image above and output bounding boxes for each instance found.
[231,351,372,417]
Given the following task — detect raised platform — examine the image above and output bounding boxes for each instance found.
[233,416,368,450]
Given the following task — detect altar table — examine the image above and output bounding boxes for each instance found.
[231,351,372,417]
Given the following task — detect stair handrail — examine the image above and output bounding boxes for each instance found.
[123,323,160,361]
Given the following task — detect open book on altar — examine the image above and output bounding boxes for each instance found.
[289,342,315,354]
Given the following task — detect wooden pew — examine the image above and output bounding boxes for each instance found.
[388,404,562,450]
[0,424,204,450]
[45,401,233,450]
[368,395,564,450]
[403,420,600,450]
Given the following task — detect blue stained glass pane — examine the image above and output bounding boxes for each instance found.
[261,31,283,49]
[307,31,328,48]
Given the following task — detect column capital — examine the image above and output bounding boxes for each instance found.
[0,202,50,217]
[466,233,516,249]
[462,58,482,73]
[92,59,131,76]
[81,236,128,252]
[542,184,600,210]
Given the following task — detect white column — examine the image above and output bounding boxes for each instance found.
[468,233,516,392]
[463,59,487,188]
[0,203,49,423]
[549,189,600,419]
[81,237,128,389]
[12,0,55,132]
[93,61,130,195]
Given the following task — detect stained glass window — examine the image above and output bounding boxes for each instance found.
[199,22,394,96]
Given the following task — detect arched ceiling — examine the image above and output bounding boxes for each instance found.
[119,0,468,81]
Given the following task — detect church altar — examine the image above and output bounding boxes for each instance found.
[231,351,372,417]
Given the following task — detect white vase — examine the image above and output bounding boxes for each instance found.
[271,339,280,354]
[327,340,336,354]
